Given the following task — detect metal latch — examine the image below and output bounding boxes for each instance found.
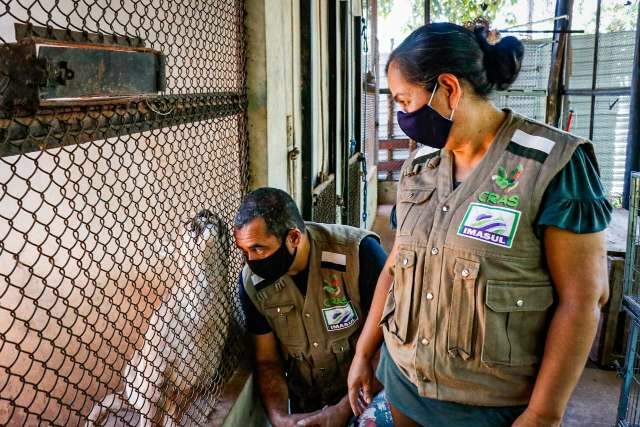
[46,61,75,86]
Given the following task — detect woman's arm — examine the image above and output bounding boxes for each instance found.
[513,227,609,426]
[348,242,398,415]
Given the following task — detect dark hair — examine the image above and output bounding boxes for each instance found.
[234,187,305,239]
[386,23,524,96]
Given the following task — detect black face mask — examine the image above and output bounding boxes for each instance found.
[247,231,297,281]
[396,82,454,149]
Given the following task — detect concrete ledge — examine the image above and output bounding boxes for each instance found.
[208,342,268,426]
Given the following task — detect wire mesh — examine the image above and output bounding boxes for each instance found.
[311,175,337,224]
[618,313,640,427]
[0,0,248,426]
[568,32,637,91]
[618,173,640,426]
[565,95,631,195]
[346,154,362,227]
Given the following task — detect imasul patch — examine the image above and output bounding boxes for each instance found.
[457,203,521,249]
[322,303,358,332]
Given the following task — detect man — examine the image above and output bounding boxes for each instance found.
[234,187,388,427]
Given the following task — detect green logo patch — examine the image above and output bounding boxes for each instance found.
[323,275,349,308]
[492,164,523,193]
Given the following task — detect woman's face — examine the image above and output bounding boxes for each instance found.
[387,61,431,114]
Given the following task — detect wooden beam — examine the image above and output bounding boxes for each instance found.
[379,138,411,149]
[545,0,574,127]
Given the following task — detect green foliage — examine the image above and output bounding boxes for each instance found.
[576,0,638,33]
[378,0,518,29]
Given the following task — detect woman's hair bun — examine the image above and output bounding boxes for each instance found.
[474,27,525,91]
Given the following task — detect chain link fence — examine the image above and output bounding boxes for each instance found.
[0,0,248,425]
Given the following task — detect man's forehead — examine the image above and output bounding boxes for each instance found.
[235,217,274,243]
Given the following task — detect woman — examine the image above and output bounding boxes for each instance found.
[348,23,611,427]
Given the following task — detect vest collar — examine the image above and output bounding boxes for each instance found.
[438,110,517,203]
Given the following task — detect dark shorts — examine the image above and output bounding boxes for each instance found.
[376,344,527,427]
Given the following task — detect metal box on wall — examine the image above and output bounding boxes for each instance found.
[0,33,165,113]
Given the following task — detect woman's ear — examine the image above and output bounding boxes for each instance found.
[437,73,463,111]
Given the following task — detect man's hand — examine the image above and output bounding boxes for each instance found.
[347,352,374,416]
[270,412,312,427]
[511,408,562,427]
[294,402,352,427]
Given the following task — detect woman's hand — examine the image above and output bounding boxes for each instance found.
[511,408,561,427]
[347,352,374,416]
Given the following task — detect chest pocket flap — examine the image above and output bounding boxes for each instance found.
[399,187,435,204]
[486,283,554,312]
[264,304,305,345]
[397,187,435,232]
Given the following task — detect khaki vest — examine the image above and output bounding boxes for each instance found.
[243,222,378,412]
[381,110,597,406]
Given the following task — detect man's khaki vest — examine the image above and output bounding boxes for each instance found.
[243,222,378,412]
[381,110,598,406]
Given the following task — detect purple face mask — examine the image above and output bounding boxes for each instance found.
[396,83,455,149]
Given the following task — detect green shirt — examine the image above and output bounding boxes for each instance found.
[535,144,613,237]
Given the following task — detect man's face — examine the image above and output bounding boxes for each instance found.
[234,217,284,261]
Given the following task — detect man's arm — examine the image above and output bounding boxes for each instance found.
[240,277,304,426]
[513,228,609,426]
[254,332,293,424]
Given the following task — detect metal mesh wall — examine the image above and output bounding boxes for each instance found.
[617,173,640,425]
[566,95,630,195]
[311,176,337,224]
[363,87,378,171]
[489,40,551,123]
[0,0,247,426]
[346,154,362,227]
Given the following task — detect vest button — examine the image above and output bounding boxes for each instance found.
[403,258,409,266]
[426,292,434,300]
[305,313,311,318]
[516,299,524,307]
[430,247,439,255]
[421,338,430,345]
[461,269,470,278]
[442,205,449,212]
[313,342,319,347]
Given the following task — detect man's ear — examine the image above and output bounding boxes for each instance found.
[288,228,302,247]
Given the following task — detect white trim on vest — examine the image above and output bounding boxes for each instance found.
[415,145,439,159]
[321,251,347,266]
[512,129,556,154]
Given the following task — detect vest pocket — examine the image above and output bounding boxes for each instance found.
[482,281,554,366]
[264,304,304,344]
[397,187,435,232]
[447,259,480,360]
[379,280,397,328]
[391,249,416,343]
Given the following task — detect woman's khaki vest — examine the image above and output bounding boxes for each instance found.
[382,110,598,406]
[243,222,377,412]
